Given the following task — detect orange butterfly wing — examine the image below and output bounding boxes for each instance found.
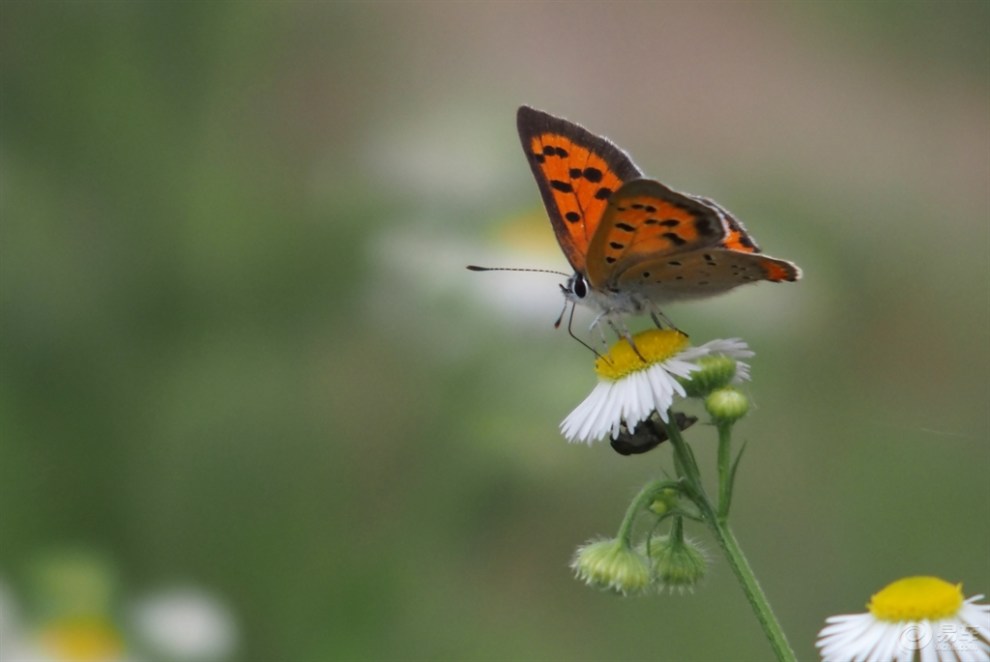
[517,106,642,274]
[589,181,800,301]
[676,196,800,284]
[585,179,729,289]
[615,251,801,302]
[692,196,762,254]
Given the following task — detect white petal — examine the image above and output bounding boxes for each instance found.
[868,622,902,662]
[561,382,611,443]
[644,367,675,422]
[918,629,939,662]
[561,336,756,444]
[959,599,990,643]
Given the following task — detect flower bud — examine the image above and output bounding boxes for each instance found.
[679,355,738,398]
[570,538,652,596]
[643,534,707,594]
[705,387,749,425]
[648,488,680,517]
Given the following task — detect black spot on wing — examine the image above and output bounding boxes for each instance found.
[695,217,716,237]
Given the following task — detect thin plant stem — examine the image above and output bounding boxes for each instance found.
[706,516,797,662]
[663,414,796,662]
[716,422,732,520]
[616,479,669,546]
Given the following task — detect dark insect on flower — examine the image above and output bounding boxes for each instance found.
[610,412,697,456]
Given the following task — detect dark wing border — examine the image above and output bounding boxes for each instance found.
[516,106,643,272]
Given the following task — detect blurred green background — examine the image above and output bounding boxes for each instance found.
[2,2,988,660]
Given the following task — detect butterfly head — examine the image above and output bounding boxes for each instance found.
[562,272,589,302]
[561,271,649,321]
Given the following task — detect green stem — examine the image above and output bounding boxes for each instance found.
[716,422,732,520]
[615,479,667,546]
[705,517,797,662]
[663,414,796,662]
[669,514,685,544]
[661,416,704,491]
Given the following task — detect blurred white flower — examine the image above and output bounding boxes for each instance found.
[130,587,237,662]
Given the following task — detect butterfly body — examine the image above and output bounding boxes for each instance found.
[517,106,800,326]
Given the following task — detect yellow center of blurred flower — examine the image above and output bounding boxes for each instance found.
[867,576,964,621]
[595,330,690,380]
[40,617,124,661]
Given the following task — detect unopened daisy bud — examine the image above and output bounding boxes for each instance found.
[570,538,652,596]
[679,355,738,397]
[705,387,749,425]
[644,535,707,594]
[648,488,680,517]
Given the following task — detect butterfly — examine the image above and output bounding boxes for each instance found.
[513,105,800,334]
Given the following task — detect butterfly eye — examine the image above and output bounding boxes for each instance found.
[571,274,588,299]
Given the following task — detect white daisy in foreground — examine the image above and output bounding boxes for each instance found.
[816,576,990,662]
[560,329,753,444]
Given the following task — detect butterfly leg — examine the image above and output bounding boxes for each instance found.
[649,305,688,338]
[607,318,647,362]
[563,302,605,359]
[588,311,611,347]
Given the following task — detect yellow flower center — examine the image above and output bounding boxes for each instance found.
[39,617,124,661]
[595,330,690,380]
[867,576,964,621]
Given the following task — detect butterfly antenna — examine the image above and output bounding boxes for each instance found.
[466,265,571,277]
[469,265,602,358]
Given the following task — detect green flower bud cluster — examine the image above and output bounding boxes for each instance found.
[571,518,707,596]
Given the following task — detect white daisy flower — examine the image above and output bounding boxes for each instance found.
[816,576,990,662]
[561,330,753,444]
